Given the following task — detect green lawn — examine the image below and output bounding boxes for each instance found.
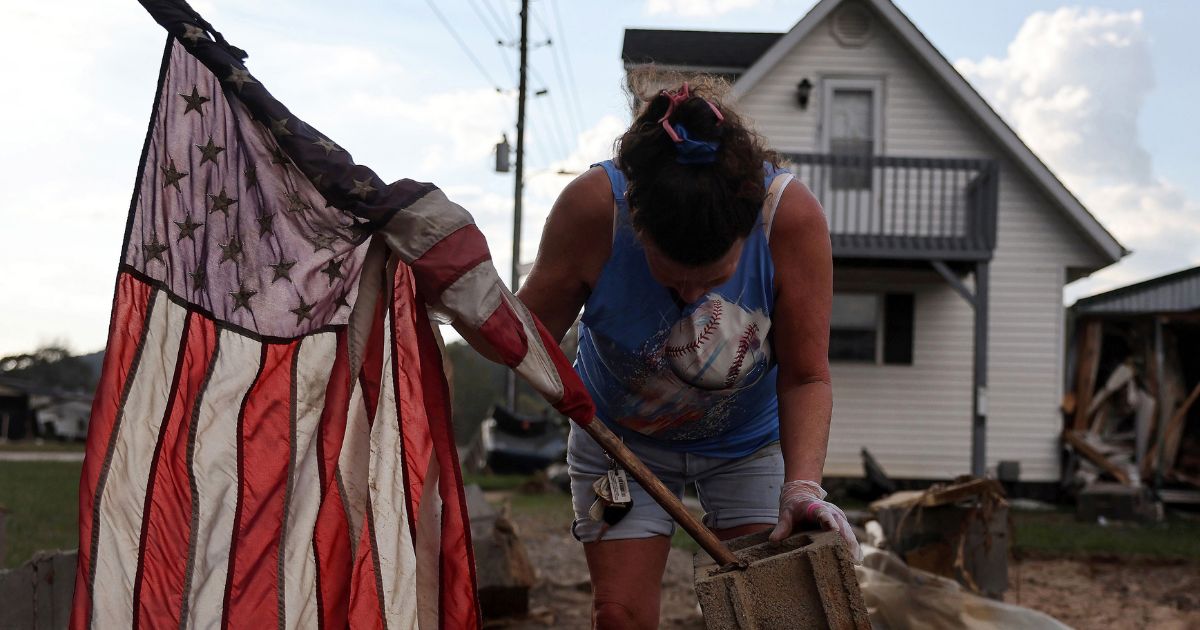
[1012,508,1200,560]
[0,461,82,568]
[0,440,86,453]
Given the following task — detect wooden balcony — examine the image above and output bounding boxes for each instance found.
[781,153,999,262]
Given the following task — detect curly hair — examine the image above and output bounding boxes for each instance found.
[616,73,777,266]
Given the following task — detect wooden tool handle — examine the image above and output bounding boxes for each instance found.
[580,419,742,568]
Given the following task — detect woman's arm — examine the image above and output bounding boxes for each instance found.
[452,166,613,355]
[770,180,834,483]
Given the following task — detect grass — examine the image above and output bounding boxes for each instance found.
[1012,508,1200,560]
[0,440,86,453]
[0,461,81,568]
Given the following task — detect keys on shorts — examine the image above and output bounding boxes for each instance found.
[588,456,633,538]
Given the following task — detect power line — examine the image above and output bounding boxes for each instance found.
[465,0,508,43]
[546,0,588,139]
[423,0,504,91]
[529,66,574,159]
[485,0,518,39]
[464,0,517,83]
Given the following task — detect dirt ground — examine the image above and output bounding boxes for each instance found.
[1005,555,1200,629]
[488,490,1200,629]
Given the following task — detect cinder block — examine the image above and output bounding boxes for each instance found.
[1077,482,1161,523]
[693,530,870,630]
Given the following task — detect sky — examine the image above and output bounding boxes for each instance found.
[1,0,1197,356]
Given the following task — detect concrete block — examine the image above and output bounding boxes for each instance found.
[474,514,536,619]
[1077,482,1161,523]
[0,550,77,630]
[693,529,870,630]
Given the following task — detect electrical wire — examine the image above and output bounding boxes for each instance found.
[464,0,517,82]
[423,0,504,92]
[529,66,574,160]
[547,0,588,138]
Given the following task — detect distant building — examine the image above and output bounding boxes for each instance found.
[0,376,93,441]
[623,0,1125,482]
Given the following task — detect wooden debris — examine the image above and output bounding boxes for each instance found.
[1063,430,1132,486]
[1072,321,1103,431]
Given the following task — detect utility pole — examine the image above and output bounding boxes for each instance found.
[506,0,530,411]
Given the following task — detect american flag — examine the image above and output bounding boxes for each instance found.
[71,2,595,628]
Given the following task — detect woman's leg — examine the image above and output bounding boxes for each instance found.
[583,536,672,629]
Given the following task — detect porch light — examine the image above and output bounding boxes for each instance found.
[796,78,813,110]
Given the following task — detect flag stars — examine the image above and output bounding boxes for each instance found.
[196,136,225,165]
[179,86,209,116]
[225,67,256,92]
[309,233,337,253]
[256,213,275,237]
[270,258,296,283]
[285,192,311,213]
[270,118,292,137]
[142,234,168,264]
[174,215,203,241]
[335,292,351,309]
[350,178,377,200]
[177,24,206,44]
[218,237,243,263]
[314,137,341,156]
[270,146,291,167]
[161,159,188,192]
[208,188,238,215]
[245,165,259,187]
[290,297,316,326]
[229,284,257,314]
[320,258,345,286]
[189,268,207,291]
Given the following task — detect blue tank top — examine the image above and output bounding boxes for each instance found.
[575,160,787,458]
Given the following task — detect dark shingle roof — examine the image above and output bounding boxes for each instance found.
[622,29,783,69]
[1073,266,1200,316]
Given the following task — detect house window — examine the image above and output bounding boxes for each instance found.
[829,293,879,362]
[829,292,915,364]
[829,88,875,190]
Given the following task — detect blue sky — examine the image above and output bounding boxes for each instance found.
[1,0,1197,355]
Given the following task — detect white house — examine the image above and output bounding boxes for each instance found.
[622,0,1125,483]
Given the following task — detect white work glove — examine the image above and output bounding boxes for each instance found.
[769,480,863,564]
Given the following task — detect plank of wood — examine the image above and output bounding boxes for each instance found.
[1161,381,1200,473]
[1086,362,1134,422]
[1073,320,1103,431]
[1063,430,1132,486]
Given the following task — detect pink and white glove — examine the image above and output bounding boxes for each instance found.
[769,480,863,564]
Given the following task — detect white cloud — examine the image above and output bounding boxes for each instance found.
[646,0,764,18]
[955,8,1200,302]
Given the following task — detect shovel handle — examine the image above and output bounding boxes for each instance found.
[579,419,741,568]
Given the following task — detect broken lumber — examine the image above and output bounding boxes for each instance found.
[1072,320,1103,431]
[1063,430,1132,485]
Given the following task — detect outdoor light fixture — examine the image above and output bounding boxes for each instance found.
[796,78,813,110]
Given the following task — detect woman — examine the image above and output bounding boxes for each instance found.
[516,81,860,629]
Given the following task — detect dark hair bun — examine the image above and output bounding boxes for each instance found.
[616,80,777,266]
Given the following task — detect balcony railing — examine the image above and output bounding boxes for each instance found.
[781,153,999,261]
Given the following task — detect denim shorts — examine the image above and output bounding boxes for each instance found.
[566,426,784,542]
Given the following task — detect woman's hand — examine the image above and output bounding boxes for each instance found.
[769,480,863,564]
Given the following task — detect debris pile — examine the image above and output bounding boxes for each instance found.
[868,477,1010,599]
[1064,317,1200,510]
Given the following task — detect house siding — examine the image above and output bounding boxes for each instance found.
[738,2,1108,481]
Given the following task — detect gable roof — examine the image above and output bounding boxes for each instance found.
[622,29,781,71]
[729,0,1126,264]
[1072,265,1200,316]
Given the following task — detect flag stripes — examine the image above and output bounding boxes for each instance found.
[183,329,259,628]
[134,312,217,629]
[74,274,154,630]
[92,291,187,629]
